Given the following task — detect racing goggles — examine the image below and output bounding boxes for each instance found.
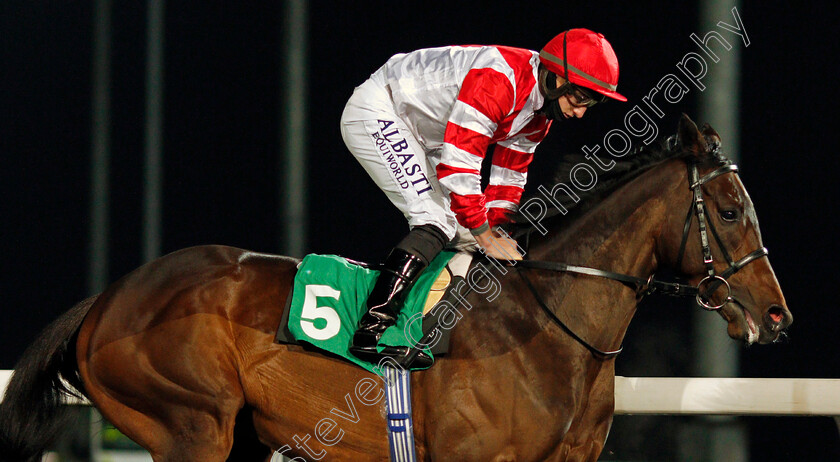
[560,82,607,108]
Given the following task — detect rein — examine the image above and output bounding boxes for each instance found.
[513,161,769,360]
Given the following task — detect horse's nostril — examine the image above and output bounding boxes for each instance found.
[764,305,788,330]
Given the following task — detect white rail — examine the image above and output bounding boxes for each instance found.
[613,376,840,415]
[0,369,89,405]
[2,371,838,415]
[0,370,12,399]
[1,369,11,399]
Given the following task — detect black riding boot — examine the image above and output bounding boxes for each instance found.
[349,248,433,367]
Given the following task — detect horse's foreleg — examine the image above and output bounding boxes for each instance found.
[549,367,615,462]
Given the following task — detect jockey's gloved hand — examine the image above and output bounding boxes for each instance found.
[474,229,523,261]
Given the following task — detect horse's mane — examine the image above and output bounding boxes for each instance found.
[512,133,731,230]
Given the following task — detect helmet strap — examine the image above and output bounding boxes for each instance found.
[542,99,566,121]
[562,30,570,82]
[537,32,574,121]
[538,65,569,121]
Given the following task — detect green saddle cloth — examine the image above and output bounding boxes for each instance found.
[287,251,455,373]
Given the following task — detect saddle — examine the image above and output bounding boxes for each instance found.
[274,251,474,372]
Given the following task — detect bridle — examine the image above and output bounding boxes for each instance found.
[676,162,769,309]
[514,154,769,359]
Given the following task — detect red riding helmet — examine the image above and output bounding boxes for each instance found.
[540,28,627,102]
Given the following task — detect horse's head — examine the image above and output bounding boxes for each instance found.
[658,114,792,344]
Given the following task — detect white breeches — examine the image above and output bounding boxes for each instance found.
[340,77,464,242]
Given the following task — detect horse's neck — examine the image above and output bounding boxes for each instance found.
[524,160,686,351]
[416,161,689,452]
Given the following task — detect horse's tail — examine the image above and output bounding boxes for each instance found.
[0,295,97,462]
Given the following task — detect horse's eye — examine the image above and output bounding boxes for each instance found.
[720,210,739,222]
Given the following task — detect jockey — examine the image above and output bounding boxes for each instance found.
[341,28,627,364]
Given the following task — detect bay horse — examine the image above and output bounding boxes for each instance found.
[0,115,791,461]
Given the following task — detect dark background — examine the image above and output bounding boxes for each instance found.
[2,1,838,460]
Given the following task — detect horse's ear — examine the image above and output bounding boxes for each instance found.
[677,113,707,158]
[700,123,722,146]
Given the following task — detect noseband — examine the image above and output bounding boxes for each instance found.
[515,160,769,359]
